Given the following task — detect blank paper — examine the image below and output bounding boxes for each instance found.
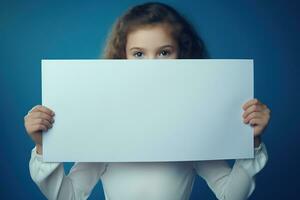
[41,59,254,162]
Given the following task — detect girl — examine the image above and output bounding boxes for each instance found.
[25,2,270,200]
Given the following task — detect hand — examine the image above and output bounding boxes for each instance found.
[242,98,271,146]
[24,105,55,154]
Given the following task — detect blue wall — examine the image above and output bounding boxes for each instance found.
[0,0,299,199]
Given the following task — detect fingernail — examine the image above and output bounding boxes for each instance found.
[51,112,55,116]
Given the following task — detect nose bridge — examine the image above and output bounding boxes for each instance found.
[147,53,156,59]
[144,49,156,59]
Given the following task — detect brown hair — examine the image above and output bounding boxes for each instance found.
[102,2,206,59]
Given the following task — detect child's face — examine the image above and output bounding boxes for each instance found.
[126,24,178,59]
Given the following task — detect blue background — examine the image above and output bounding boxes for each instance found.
[0,0,299,199]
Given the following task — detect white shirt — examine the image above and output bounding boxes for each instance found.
[29,143,268,200]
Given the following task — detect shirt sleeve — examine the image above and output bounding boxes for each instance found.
[29,146,107,200]
[193,142,268,200]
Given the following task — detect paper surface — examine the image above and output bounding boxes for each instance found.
[42,59,254,162]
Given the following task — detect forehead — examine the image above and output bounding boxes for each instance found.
[126,24,176,49]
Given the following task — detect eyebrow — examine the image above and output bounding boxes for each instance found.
[129,45,175,51]
[129,47,145,51]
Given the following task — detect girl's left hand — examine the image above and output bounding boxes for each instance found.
[242,98,271,138]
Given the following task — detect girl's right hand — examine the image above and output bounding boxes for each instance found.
[24,105,55,154]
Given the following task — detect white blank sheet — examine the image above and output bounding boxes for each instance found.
[42,59,254,162]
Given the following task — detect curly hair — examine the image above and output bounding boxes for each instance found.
[102,2,206,59]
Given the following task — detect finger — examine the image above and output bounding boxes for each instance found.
[263,106,271,114]
[249,118,263,126]
[26,118,53,129]
[243,112,264,124]
[25,111,54,124]
[242,98,262,111]
[242,104,265,119]
[30,105,55,116]
[27,124,48,134]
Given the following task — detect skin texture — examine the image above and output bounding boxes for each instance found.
[24,24,271,154]
[126,24,178,59]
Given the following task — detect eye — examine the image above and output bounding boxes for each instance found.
[158,50,171,57]
[133,51,144,58]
